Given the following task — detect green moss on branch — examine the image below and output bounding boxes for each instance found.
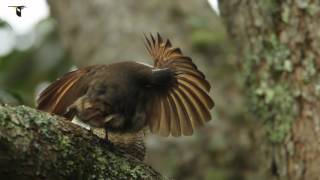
[0,105,165,180]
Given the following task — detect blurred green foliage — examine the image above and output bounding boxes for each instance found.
[0,19,7,27]
[189,16,231,56]
[0,18,72,106]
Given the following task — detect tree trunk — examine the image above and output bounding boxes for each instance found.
[219,1,320,179]
[0,105,165,180]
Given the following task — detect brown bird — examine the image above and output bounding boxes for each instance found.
[37,33,214,139]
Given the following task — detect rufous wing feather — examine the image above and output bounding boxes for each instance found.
[37,68,89,117]
[167,93,181,137]
[144,33,214,137]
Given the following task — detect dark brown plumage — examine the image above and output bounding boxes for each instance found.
[37,33,214,138]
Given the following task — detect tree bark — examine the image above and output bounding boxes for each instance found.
[219,1,320,179]
[0,105,165,180]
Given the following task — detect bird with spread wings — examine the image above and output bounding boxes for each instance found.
[37,33,214,159]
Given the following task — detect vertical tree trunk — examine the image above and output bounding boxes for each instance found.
[219,1,320,179]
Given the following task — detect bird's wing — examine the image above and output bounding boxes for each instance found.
[144,33,214,137]
[37,68,90,118]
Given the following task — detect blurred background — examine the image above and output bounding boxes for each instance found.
[0,0,261,179]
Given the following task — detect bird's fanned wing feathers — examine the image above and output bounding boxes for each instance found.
[37,33,213,138]
[37,68,89,117]
[167,93,181,137]
[159,98,170,136]
[144,33,214,136]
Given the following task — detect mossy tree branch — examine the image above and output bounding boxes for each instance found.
[0,105,165,180]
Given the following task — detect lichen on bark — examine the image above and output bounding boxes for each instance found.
[220,0,320,179]
[0,105,165,180]
[244,33,298,143]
